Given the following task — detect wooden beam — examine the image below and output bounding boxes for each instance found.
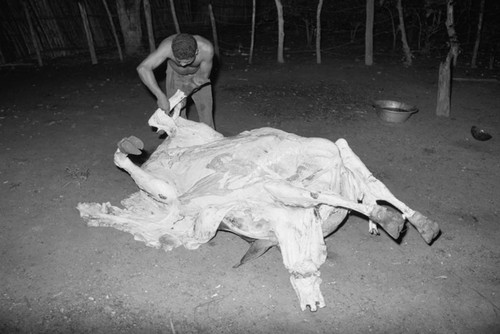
[316,0,324,64]
[365,0,374,66]
[453,77,499,83]
[208,4,219,58]
[78,1,98,65]
[102,0,123,61]
[169,0,180,34]
[249,0,256,64]
[274,0,284,63]
[144,0,155,52]
[22,1,43,66]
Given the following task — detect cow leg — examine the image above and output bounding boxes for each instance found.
[114,148,178,204]
[264,181,405,239]
[265,181,374,215]
[335,138,440,243]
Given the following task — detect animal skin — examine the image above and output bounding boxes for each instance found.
[77,91,440,311]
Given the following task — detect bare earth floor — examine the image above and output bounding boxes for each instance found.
[0,55,499,333]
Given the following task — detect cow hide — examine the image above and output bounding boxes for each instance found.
[77,94,440,311]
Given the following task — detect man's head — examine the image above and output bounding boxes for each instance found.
[172,33,198,66]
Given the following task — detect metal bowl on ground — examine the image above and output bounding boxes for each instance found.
[373,100,419,123]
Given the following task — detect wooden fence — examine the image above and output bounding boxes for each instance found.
[1,0,494,67]
[0,0,257,65]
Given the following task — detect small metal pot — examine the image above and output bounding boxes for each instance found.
[373,100,418,123]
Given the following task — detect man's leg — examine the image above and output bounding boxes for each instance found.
[191,85,215,129]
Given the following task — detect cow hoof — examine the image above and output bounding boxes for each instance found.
[369,206,405,240]
[117,136,144,155]
[407,211,440,244]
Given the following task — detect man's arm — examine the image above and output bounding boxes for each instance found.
[137,38,173,111]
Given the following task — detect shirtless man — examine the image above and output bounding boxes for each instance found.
[137,33,215,128]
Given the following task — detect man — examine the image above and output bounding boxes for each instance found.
[137,33,215,128]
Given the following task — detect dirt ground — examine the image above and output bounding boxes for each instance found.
[1,53,499,334]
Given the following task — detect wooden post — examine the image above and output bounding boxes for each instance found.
[447,1,459,67]
[208,3,219,58]
[436,54,451,117]
[382,5,397,52]
[316,0,324,64]
[78,1,98,65]
[436,0,459,117]
[274,0,284,63]
[22,1,43,66]
[489,44,497,70]
[471,0,485,68]
[249,0,256,64]
[169,0,181,34]
[396,0,413,66]
[143,0,155,52]
[365,0,374,66]
[102,0,123,61]
[116,0,143,56]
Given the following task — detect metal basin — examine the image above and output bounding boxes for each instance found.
[373,100,418,123]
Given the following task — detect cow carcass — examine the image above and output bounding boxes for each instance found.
[77,91,440,311]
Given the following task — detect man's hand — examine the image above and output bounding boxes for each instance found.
[157,95,170,112]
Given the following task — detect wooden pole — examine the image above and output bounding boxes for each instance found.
[208,4,219,58]
[102,0,123,61]
[22,1,43,66]
[31,0,66,57]
[169,0,181,34]
[446,1,459,67]
[396,0,413,66]
[143,0,155,52]
[365,0,374,66]
[471,0,485,68]
[436,0,459,117]
[78,1,98,65]
[436,54,451,117]
[316,0,324,64]
[383,5,397,52]
[274,0,284,63]
[489,44,497,70]
[249,0,256,64]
